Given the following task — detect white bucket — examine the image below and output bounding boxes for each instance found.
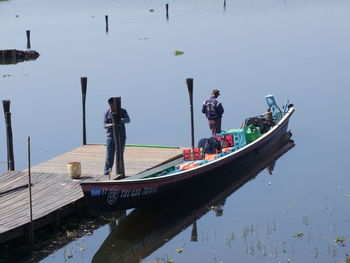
[67,162,81,179]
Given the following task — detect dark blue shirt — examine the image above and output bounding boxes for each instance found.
[104,108,130,139]
[202,97,224,119]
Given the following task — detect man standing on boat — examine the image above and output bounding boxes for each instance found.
[202,89,224,136]
[104,97,130,175]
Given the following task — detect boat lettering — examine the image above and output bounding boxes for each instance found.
[142,186,158,195]
[120,189,132,198]
[131,188,142,197]
[106,186,158,202]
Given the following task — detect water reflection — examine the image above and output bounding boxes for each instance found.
[92,134,295,263]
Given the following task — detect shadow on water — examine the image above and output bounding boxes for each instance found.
[92,133,295,263]
[0,50,39,65]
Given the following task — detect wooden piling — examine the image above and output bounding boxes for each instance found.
[166,4,169,20]
[105,15,109,33]
[223,0,226,10]
[111,97,125,178]
[2,100,15,171]
[191,221,198,241]
[81,77,87,145]
[26,30,31,50]
[28,136,34,244]
[186,78,195,149]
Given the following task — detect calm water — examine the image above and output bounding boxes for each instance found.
[1,0,350,262]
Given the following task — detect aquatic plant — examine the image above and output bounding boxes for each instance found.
[335,236,345,246]
[173,50,184,56]
[293,232,304,238]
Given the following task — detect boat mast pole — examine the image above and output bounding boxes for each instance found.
[186,78,195,149]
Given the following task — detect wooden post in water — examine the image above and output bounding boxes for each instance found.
[105,15,109,33]
[81,77,87,145]
[191,221,198,241]
[2,100,15,171]
[223,0,226,10]
[27,136,34,244]
[26,30,31,49]
[111,97,125,178]
[166,3,169,20]
[186,78,195,149]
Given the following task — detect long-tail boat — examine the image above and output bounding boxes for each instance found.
[80,95,295,212]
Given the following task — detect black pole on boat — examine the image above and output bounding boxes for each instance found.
[81,77,87,145]
[26,30,31,50]
[186,78,195,149]
[2,100,15,171]
[105,15,109,33]
[111,97,125,179]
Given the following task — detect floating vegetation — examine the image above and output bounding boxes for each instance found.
[303,216,309,225]
[138,37,149,40]
[166,260,174,263]
[3,74,12,78]
[345,254,350,263]
[173,50,184,56]
[293,232,304,238]
[335,236,345,246]
[175,248,183,253]
[149,9,155,12]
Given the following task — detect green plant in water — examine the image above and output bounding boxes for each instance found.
[293,232,304,238]
[335,236,345,246]
[173,50,184,56]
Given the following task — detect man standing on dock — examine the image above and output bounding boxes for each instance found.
[202,89,224,136]
[104,98,130,175]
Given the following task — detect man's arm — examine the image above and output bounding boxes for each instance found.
[217,102,224,116]
[104,111,113,129]
[121,109,130,124]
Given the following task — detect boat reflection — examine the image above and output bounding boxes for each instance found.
[92,134,295,263]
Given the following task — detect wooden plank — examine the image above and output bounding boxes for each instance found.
[0,145,183,243]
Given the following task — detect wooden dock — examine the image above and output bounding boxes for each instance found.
[0,144,183,243]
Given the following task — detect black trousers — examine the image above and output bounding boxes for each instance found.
[208,118,222,136]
